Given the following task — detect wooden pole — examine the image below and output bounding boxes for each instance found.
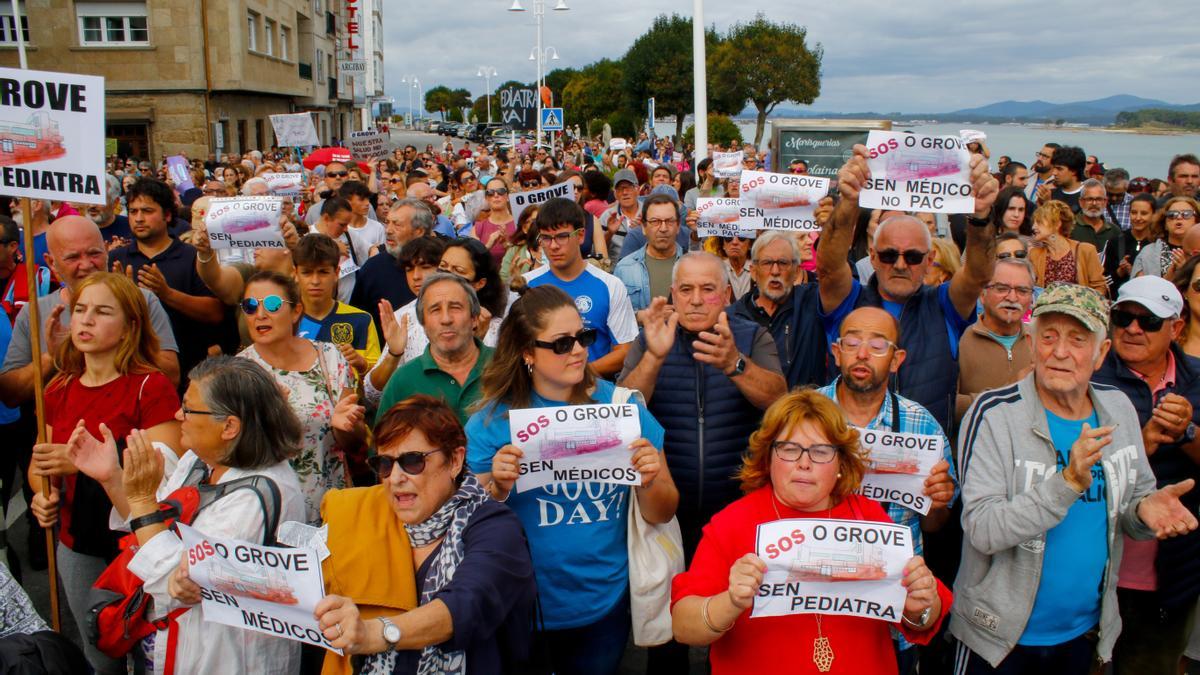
[20,197,60,632]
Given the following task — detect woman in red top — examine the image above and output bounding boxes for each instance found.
[29,272,180,675]
[671,389,952,675]
[473,177,516,267]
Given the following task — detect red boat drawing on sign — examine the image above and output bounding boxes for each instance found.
[209,558,299,605]
[540,426,623,460]
[867,445,922,475]
[885,149,961,181]
[0,112,67,166]
[788,543,888,582]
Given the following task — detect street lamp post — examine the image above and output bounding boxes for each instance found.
[401,74,418,128]
[477,66,498,125]
[509,0,568,148]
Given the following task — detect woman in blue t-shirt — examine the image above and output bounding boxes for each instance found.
[466,285,678,675]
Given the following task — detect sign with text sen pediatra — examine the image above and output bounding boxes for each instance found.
[859,130,974,214]
[509,181,575,224]
[262,172,303,198]
[696,198,755,239]
[348,129,388,160]
[177,523,341,654]
[205,197,285,250]
[500,87,537,131]
[738,171,829,232]
[509,403,641,492]
[855,427,943,516]
[752,518,912,622]
[0,67,105,205]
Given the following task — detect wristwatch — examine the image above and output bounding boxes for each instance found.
[966,215,990,227]
[379,617,401,650]
[728,355,747,377]
[902,606,932,629]
[129,510,169,532]
[1185,422,1197,444]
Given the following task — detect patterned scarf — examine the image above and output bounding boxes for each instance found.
[362,473,488,675]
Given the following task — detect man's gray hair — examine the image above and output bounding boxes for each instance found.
[993,256,1036,286]
[1080,178,1106,196]
[751,230,800,263]
[1104,168,1130,188]
[874,215,932,249]
[241,177,268,195]
[672,251,728,290]
[392,198,434,234]
[105,174,121,204]
[416,272,481,321]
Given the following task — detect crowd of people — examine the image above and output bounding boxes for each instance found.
[0,126,1198,675]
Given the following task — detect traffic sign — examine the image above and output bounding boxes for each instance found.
[541,107,564,131]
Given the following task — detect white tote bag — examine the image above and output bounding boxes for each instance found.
[614,386,686,646]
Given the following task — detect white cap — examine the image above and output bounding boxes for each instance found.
[1115,275,1184,318]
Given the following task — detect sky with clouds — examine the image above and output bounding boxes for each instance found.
[379,0,1195,115]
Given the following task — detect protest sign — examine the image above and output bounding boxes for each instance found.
[177,523,339,653]
[695,198,755,239]
[752,518,912,622]
[859,130,974,214]
[509,403,641,492]
[0,66,106,205]
[500,87,537,130]
[105,138,118,155]
[165,155,194,194]
[712,151,744,179]
[855,428,943,515]
[205,197,284,250]
[610,138,627,151]
[959,129,987,145]
[348,129,388,160]
[738,170,829,232]
[262,172,303,198]
[269,113,320,148]
[509,181,575,223]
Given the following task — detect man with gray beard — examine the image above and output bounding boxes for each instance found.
[83,174,132,246]
[350,198,434,341]
[1071,178,1121,262]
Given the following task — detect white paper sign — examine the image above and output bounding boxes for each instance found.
[270,113,320,148]
[262,172,302,198]
[205,197,285,250]
[348,129,388,160]
[609,138,627,151]
[859,131,974,214]
[958,129,987,145]
[509,181,575,223]
[738,170,829,231]
[855,428,943,516]
[0,66,106,205]
[752,518,912,621]
[712,151,744,179]
[177,523,340,654]
[696,198,755,239]
[509,403,641,492]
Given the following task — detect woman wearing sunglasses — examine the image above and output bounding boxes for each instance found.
[473,177,516,268]
[1132,195,1200,279]
[671,390,950,675]
[314,395,537,673]
[237,271,367,524]
[1027,200,1107,296]
[29,273,182,675]
[1172,254,1200,358]
[466,285,678,674]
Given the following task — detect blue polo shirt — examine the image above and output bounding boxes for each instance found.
[523,265,639,363]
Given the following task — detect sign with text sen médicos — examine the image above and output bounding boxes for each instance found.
[0,67,105,205]
[509,404,641,492]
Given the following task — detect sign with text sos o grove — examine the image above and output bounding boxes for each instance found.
[0,66,106,205]
[858,130,973,214]
[509,403,641,492]
[738,170,829,232]
[855,427,943,516]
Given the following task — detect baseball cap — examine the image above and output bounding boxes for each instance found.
[613,168,638,188]
[1031,282,1109,334]
[648,184,680,203]
[1114,275,1184,318]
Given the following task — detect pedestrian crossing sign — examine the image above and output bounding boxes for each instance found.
[541,107,564,131]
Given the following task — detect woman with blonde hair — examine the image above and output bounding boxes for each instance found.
[1027,200,1107,295]
[924,237,962,287]
[670,389,950,674]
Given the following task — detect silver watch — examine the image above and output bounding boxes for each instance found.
[380,617,401,649]
[903,606,932,628]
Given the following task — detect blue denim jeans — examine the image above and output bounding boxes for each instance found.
[956,629,1096,675]
[542,592,630,675]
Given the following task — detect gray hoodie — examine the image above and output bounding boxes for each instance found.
[951,374,1157,666]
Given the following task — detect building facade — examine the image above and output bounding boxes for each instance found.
[0,0,381,159]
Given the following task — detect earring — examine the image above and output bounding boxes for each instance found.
[525,361,533,374]
[837,473,842,478]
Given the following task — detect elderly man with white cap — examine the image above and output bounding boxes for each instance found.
[1094,274,1200,675]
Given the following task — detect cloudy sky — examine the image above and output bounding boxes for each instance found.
[379,0,1195,115]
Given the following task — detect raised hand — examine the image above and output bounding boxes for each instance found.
[1138,479,1199,539]
[67,420,120,485]
[378,300,408,358]
[331,392,365,433]
[692,312,738,374]
[122,430,165,510]
[641,296,678,359]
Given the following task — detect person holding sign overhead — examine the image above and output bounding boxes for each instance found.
[466,285,678,675]
[670,389,951,675]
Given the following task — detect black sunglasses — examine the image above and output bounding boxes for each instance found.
[1111,308,1166,332]
[485,188,509,197]
[367,449,441,480]
[997,250,1028,260]
[876,249,927,265]
[326,171,349,178]
[534,328,598,355]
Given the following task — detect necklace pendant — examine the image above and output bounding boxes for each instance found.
[813,635,834,672]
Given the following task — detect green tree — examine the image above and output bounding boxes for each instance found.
[563,59,625,136]
[472,94,500,125]
[710,13,822,147]
[683,114,743,148]
[424,85,452,120]
[543,67,577,107]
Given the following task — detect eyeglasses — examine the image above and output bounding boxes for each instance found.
[1111,308,1167,332]
[754,258,796,270]
[537,229,580,247]
[534,328,598,355]
[388,178,404,184]
[521,180,541,188]
[1080,196,1106,203]
[367,449,441,480]
[997,250,1028,260]
[835,335,896,357]
[1167,210,1197,220]
[986,282,1034,297]
[646,217,678,229]
[772,441,838,464]
[1036,152,1053,159]
[240,295,294,315]
[876,249,927,266]
[485,188,509,197]
[180,406,218,418]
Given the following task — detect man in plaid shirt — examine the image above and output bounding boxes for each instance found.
[817,306,956,674]
[1105,168,1134,231]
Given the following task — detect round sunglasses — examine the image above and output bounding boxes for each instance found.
[240,295,294,315]
[534,328,598,355]
[367,449,441,480]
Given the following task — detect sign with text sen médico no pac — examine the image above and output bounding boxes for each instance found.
[0,67,105,205]
[859,130,973,214]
